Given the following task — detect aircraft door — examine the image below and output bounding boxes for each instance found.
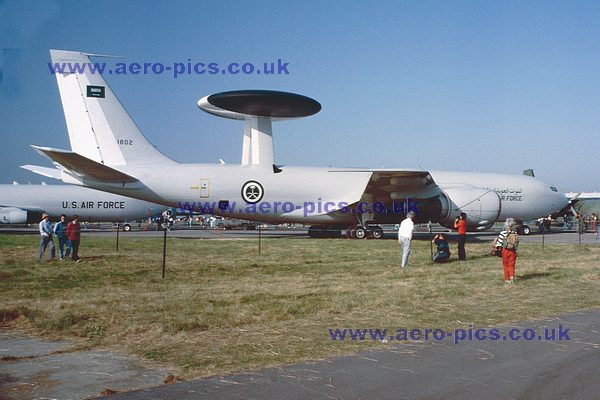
[200,179,210,198]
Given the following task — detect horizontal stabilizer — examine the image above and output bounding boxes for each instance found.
[20,165,62,180]
[31,146,139,183]
[50,50,123,62]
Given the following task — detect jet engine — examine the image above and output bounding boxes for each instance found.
[437,187,501,231]
[0,207,28,224]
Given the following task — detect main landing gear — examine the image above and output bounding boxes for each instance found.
[346,206,384,239]
[346,225,384,239]
[307,206,385,239]
[307,225,384,239]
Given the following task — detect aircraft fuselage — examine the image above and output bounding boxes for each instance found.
[67,164,568,227]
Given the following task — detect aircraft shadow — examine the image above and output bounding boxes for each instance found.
[77,256,104,261]
[516,272,555,281]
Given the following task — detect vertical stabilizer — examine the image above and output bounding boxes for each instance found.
[49,50,173,166]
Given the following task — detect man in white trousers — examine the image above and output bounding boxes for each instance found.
[398,211,416,268]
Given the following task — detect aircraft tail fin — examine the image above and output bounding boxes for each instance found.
[49,50,174,166]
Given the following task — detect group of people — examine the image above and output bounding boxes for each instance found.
[397,212,467,267]
[397,212,520,285]
[39,213,82,262]
[580,213,598,233]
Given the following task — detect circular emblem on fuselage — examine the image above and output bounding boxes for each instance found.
[241,181,264,204]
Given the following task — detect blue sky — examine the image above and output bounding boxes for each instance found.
[1,0,599,191]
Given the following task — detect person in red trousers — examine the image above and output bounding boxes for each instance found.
[493,218,520,286]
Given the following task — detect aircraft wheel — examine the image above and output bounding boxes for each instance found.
[371,226,384,239]
[354,226,367,239]
[123,224,131,232]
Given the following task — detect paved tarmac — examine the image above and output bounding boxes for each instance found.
[0,332,167,400]
[99,309,600,400]
[2,310,597,400]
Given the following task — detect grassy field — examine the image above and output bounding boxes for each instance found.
[1,234,599,378]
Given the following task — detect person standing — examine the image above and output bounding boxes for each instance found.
[398,211,416,268]
[38,213,55,261]
[66,215,82,262]
[454,212,467,260]
[494,219,519,286]
[53,214,71,260]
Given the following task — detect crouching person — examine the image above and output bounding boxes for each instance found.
[432,234,451,263]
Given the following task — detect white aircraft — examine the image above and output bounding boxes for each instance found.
[29,50,569,239]
[565,192,600,217]
[0,182,162,231]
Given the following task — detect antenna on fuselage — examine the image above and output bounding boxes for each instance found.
[197,90,321,168]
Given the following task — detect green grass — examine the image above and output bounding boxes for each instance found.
[0,234,599,377]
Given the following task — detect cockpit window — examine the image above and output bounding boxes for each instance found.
[550,186,558,192]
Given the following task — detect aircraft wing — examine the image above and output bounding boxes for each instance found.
[331,169,443,202]
[31,146,139,184]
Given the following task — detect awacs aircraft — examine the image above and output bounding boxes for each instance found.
[0,182,162,231]
[565,192,600,217]
[29,50,569,239]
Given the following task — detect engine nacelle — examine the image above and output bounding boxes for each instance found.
[0,207,28,224]
[438,187,501,231]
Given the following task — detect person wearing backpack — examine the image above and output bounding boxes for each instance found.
[493,218,520,285]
